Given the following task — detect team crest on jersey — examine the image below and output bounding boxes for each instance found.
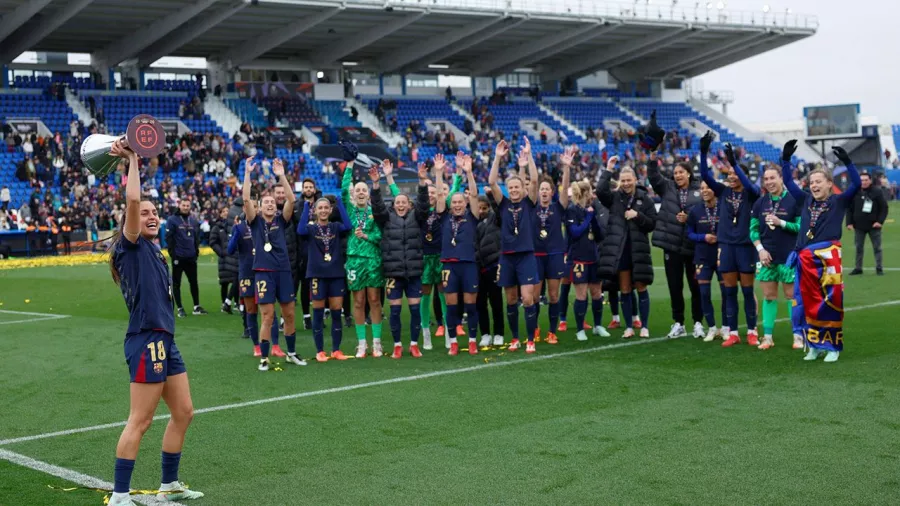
[636,200,643,206]
[153,362,163,374]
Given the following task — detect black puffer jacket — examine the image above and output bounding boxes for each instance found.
[371,187,424,278]
[596,171,657,284]
[476,209,501,270]
[296,192,323,268]
[647,159,701,256]
[209,218,238,283]
[277,202,301,283]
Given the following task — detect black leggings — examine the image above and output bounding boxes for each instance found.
[663,251,702,325]
[172,257,200,309]
[477,266,504,336]
[220,280,238,303]
[295,273,311,316]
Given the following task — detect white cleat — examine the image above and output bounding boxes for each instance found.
[356,341,368,358]
[692,322,705,338]
[719,327,730,340]
[445,333,451,349]
[492,335,504,346]
[639,328,650,338]
[372,340,384,358]
[703,327,717,342]
[479,334,493,347]
[666,323,686,339]
[792,333,804,350]
[592,326,611,337]
[258,359,269,372]
[623,328,635,339]
[107,493,137,506]
[422,329,433,350]
[575,330,588,342]
[804,349,822,361]
[824,351,840,363]
[285,353,307,366]
[157,481,205,501]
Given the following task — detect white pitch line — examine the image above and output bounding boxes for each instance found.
[0,448,183,506]
[0,310,71,326]
[2,298,898,448]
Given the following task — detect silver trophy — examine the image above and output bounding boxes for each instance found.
[80,114,166,177]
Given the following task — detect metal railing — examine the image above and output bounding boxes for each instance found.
[285,0,818,29]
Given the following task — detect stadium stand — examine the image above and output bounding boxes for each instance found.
[13,75,97,90]
[83,94,227,137]
[0,93,78,137]
[225,98,268,128]
[145,79,200,92]
[362,97,467,134]
[312,100,361,128]
[542,98,641,133]
[459,97,584,142]
[255,98,320,126]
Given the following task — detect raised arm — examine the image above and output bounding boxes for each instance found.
[462,154,479,211]
[725,143,760,198]
[297,201,310,236]
[487,140,508,204]
[341,160,354,205]
[699,131,725,196]
[558,145,574,208]
[832,146,861,202]
[242,157,258,223]
[525,137,539,204]
[434,156,447,214]
[646,152,667,196]
[272,158,294,218]
[642,110,668,196]
[110,140,141,244]
[370,166,389,227]
[382,158,400,197]
[780,140,805,200]
[596,155,617,207]
[415,163,430,223]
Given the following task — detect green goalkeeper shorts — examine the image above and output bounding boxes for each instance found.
[756,262,795,283]
[422,254,443,285]
[346,256,384,292]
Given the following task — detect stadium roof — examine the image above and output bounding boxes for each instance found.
[0,0,817,81]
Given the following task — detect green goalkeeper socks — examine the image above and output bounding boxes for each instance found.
[420,294,432,328]
[355,324,367,341]
[762,299,778,335]
[439,292,448,326]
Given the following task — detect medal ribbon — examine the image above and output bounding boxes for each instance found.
[808,200,829,231]
[678,188,688,212]
[705,202,719,234]
[451,215,462,244]
[538,205,550,233]
[355,206,366,231]
[317,223,333,258]
[727,191,742,222]
[509,204,521,233]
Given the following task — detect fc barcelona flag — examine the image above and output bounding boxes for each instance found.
[792,241,844,352]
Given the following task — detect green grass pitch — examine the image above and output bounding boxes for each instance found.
[1,204,899,505]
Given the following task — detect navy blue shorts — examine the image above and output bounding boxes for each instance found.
[442,262,479,294]
[124,330,185,383]
[695,262,716,282]
[238,277,253,299]
[255,270,295,304]
[311,277,345,301]
[386,276,422,300]
[718,244,757,274]
[536,253,567,281]
[498,252,539,288]
[570,262,600,284]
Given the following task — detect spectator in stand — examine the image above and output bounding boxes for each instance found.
[846,172,888,276]
[0,185,9,211]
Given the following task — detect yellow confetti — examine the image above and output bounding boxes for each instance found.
[24,299,30,303]
[0,248,216,270]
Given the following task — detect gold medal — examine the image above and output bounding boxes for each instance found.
[187,231,191,237]
[451,238,457,247]
[324,253,332,262]
[588,231,594,240]
[514,226,518,235]
[732,217,737,225]
[264,243,272,252]
[425,233,433,242]
[806,229,814,240]
[540,230,548,239]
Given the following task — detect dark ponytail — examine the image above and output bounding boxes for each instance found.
[108,208,127,286]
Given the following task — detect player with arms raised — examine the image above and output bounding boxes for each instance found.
[106,140,203,505]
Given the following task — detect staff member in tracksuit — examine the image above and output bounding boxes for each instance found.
[371,162,426,359]
[751,166,801,350]
[643,112,704,339]
[165,197,206,317]
[699,132,761,347]
[846,171,888,276]
[476,193,504,347]
[597,157,658,339]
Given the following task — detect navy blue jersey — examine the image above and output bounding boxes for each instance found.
[298,200,351,279]
[686,202,719,266]
[421,208,443,255]
[534,200,566,255]
[165,214,199,259]
[565,205,600,263]
[782,160,861,250]
[498,196,535,254]
[228,222,255,280]
[114,236,175,336]
[700,156,760,245]
[248,213,290,272]
[440,210,477,263]
[751,191,798,264]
